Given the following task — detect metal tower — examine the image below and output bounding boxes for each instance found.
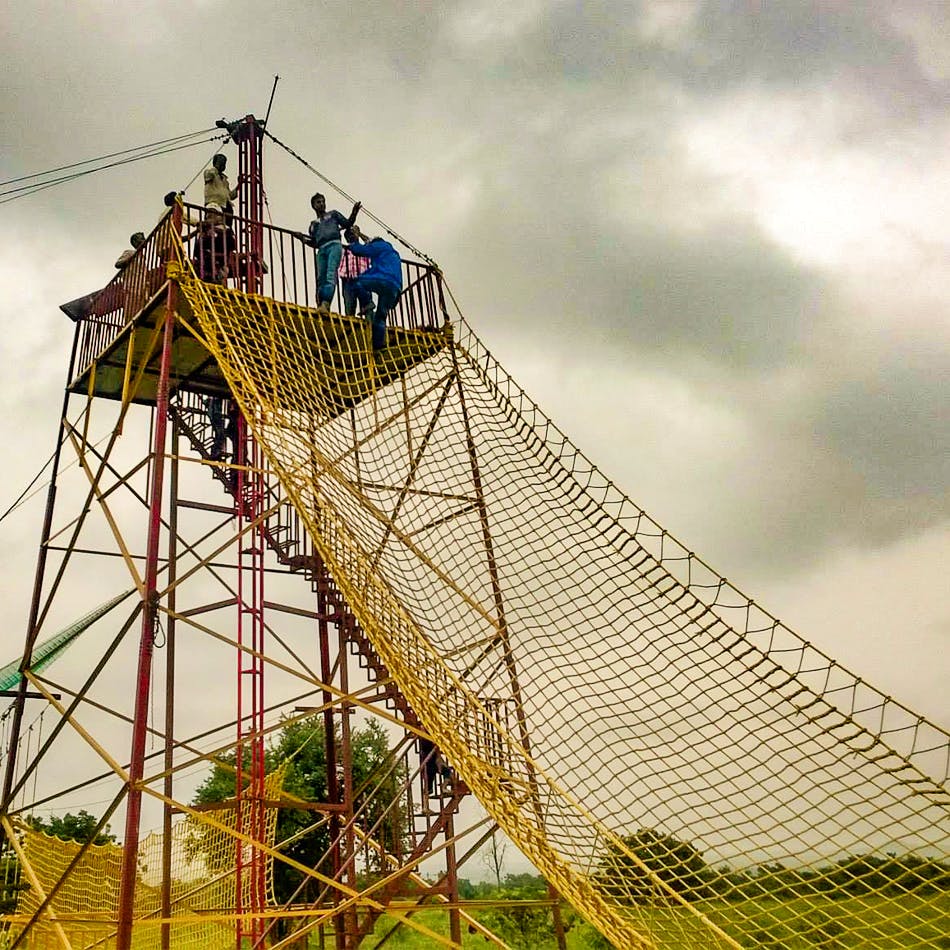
[1,114,553,950]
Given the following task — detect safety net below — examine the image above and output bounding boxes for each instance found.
[6,769,285,950]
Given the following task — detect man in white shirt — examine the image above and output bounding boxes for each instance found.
[203,154,238,216]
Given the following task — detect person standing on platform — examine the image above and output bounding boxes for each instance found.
[117,232,148,321]
[115,232,146,269]
[346,233,403,351]
[203,154,238,217]
[62,225,146,320]
[163,190,202,227]
[191,207,236,285]
[296,193,361,315]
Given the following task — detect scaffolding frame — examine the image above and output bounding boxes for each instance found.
[0,115,566,950]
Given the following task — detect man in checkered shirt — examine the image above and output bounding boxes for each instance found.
[339,226,372,316]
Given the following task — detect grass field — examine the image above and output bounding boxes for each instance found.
[352,893,950,948]
[635,893,950,949]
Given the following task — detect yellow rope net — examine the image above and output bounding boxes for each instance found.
[163,268,950,949]
[7,769,284,950]
[2,768,284,950]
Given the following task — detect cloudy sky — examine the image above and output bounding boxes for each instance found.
[1,0,946,739]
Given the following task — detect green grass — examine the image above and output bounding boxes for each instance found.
[704,893,950,949]
[338,893,950,948]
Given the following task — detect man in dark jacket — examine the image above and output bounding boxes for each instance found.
[345,232,402,351]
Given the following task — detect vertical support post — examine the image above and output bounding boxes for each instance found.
[443,811,462,947]
[160,419,180,950]
[316,567,344,950]
[116,234,180,950]
[337,622,358,948]
[235,114,265,295]
[235,414,267,949]
[232,112,268,948]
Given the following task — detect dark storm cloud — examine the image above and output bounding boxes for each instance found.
[1,0,947,579]
[815,346,950,538]
[480,214,824,374]
[690,2,943,96]
[0,0,944,763]
[384,1,949,570]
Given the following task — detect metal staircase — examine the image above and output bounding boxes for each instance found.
[167,390,465,807]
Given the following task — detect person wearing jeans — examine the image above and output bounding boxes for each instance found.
[297,193,361,314]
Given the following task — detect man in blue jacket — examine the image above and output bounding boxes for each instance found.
[345,229,403,351]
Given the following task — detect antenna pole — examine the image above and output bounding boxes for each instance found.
[263,75,280,129]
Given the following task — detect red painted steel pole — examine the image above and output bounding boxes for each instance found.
[235,114,264,295]
[233,114,267,948]
[160,419,180,950]
[115,203,181,950]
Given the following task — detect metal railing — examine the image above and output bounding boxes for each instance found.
[71,203,446,386]
[71,213,178,378]
[187,202,444,330]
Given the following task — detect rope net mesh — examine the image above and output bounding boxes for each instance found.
[166,269,950,948]
[8,769,284,949]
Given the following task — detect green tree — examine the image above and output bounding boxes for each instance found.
[481,830,508,887]
[575,921,617,950]
[819,852,950,897]
[480,873,561,950]
[599,828,710,904]
[0,851,28,915]
[349,719,408,875]
[192,715,407,907]
[27,809,116,846]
